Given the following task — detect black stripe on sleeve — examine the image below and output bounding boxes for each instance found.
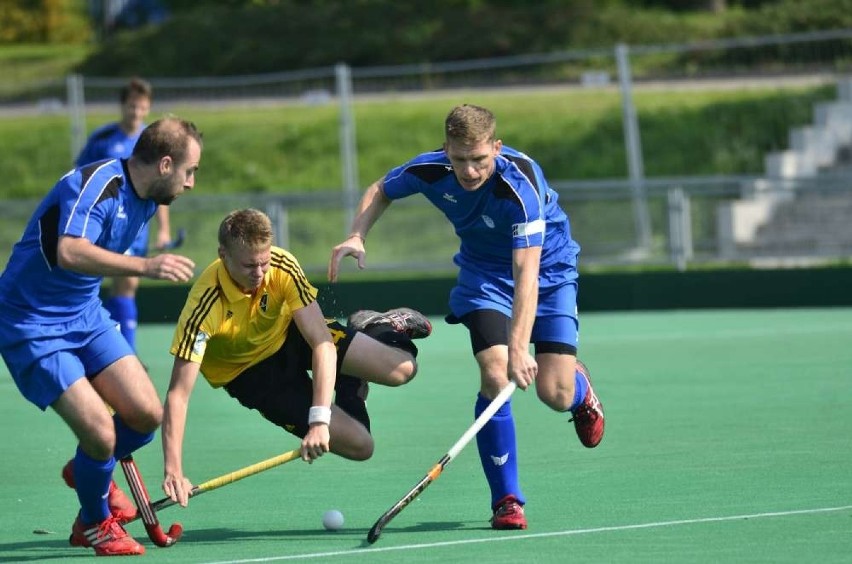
[176,286,220,358]
[270,250,313,305]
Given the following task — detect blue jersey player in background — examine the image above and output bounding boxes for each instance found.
[329,104,605,531]
[76,77,172,352]
[0,117,203,556]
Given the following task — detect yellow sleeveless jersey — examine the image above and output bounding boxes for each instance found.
[169,246,317,387]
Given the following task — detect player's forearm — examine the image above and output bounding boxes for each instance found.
[161,394,189,475]
[310,341,337,409]
[349,180,391,240]
[509,251,540,352]
[155,205,171,237]
[57,236,146,276]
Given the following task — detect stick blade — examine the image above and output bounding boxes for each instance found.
[366,520,384,544]
[144,521,183,547]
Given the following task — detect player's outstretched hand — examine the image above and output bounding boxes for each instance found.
[162,472,194,508]
[145,254,195,282]
[328,235,366,282]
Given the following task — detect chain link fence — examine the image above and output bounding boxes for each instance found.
[3,29,852,273]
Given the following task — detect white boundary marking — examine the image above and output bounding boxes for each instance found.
[202,505,852,563]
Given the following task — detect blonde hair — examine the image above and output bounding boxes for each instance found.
[444,104,496,144]
[218,209,273,251]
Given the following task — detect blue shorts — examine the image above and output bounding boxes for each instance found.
[0,303,133,410]
[127,224,150,257]
[448,266,579,348]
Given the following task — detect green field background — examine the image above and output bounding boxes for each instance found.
[1,308,851,563]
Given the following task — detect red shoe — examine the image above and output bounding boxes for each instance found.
[69,514,145,556]
[62,460,138,523]
[490,495,527,530]
[570,360,605,448]
[348,308,432,339]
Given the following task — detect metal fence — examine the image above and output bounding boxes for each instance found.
[4,28,852,273]
[2,176,850,278]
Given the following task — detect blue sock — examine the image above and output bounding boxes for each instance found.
[474,393,525,508]
[113,414,155,460]
[104,296,138,350]
[73,447,115,524]
[569,367,589,412]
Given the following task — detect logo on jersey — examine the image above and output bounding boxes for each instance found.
[259,293,268,312]
[226,310,233,319]
[482,215,495,228]
[192,331,209,356]
[443,193,457,203]
[117,205,127,219]
[512,219,545,237]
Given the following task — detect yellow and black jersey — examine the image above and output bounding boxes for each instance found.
[169,246,318,387]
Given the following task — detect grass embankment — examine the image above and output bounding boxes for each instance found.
[0,84,832,197]
[0,74,835,276]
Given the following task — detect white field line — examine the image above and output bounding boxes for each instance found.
[202,504,852,563]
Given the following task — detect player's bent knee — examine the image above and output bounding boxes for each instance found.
[334,435,375,461]
[536,385,572,412]
[79,427,117,460]
[123,404,163,434]
[385,359,418,386]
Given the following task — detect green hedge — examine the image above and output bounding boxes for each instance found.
[0,85,833,198]
[77,0,852,77]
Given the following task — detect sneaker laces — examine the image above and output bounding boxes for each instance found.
[494,499,523,518]
[569,397,602,425]
[92,516,126,545]
[385,312,413,334]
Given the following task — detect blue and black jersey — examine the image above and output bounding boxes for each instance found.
[382,145,580,282]
[0,159,156,321]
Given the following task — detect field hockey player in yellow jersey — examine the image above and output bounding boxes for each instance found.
[161,208,431,507]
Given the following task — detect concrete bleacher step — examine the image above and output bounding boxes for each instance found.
[727,76,852,260]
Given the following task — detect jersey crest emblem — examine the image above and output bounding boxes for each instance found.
[192,331,209,356]
[481,215,495,228]
[259,293,269,313]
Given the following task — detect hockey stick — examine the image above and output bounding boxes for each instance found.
[145,448,301,514]
[122,448,301,546]
[119,456,183,547]
[367,381,518,544]
[160,228,186,250]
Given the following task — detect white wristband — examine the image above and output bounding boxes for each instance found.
[308,406,332,426]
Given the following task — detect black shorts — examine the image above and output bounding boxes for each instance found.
[223,319,355,438]
[450,309,577,356]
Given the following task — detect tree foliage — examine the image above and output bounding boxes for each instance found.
[0,0,91,44]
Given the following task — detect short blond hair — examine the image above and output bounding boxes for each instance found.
[218,208,273,251]
[444,104,496,144]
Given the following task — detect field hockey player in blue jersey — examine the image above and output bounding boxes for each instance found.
[76,77,174,353]
[0,117,202,556]
[329,104,605,531]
